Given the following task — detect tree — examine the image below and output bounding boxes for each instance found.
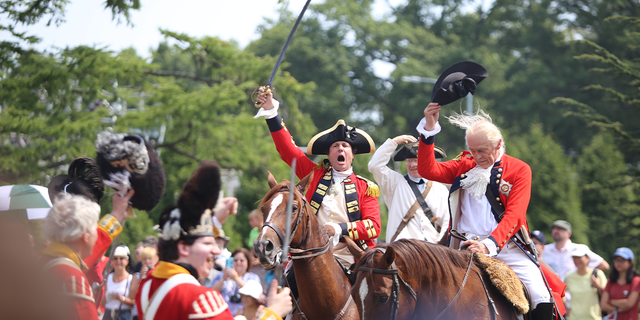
[552,16,640,257]
[507,123,588,245]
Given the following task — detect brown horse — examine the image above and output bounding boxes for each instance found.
[350,239,520,320]
[254,172,359,320]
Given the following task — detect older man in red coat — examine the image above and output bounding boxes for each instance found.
[417,102,560,319]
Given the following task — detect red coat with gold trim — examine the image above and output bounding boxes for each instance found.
[40,214,123,320]
[266,115,381,248]
[417,134,531,253]
[42,245,99,320]
[136,262,233,320]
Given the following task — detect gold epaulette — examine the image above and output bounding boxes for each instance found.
[453,152,464,161]
[357,175,380,198]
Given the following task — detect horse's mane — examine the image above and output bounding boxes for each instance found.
[355,239,480,288]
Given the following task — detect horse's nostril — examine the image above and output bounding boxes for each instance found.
[265,240,274,253]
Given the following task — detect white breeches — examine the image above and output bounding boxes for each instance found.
[495,241,551,309]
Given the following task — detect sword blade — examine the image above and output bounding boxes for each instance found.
[266,0,313,87]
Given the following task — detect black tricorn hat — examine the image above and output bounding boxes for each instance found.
[95,131,166,211]
[48,157,104,204]
[306,119,375,155]
[431,61,488,106]
[158,161,221,241]
[392,142,446,161]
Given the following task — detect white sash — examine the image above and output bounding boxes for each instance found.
[141,273,200,320]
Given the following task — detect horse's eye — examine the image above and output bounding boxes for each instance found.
[375,294,389,305]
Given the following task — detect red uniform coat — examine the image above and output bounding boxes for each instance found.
[41,214,123,320]
[417,134,530,252]
[267,115,381,247]
[136,261,233,320]
[418,134,567,310]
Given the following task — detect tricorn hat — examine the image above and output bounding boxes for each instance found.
[431,61,488,106]
[95,131,166,211]
[306,119,375,155]
[392,142,446,161]
[48,157,104,204]
[158,161,222,241]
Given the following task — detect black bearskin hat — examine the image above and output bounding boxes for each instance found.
[48,157,104,204]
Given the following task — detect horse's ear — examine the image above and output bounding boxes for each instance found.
[381,246,396,268]
[267,171,278,189]
[296,171,314,194]
[344,236,364,261]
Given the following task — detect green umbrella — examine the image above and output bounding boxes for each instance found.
[0,185,52,220]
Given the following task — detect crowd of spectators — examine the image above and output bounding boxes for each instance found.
[533,220,640,320]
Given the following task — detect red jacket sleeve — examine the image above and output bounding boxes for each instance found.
[84,214,122,267]
[267,114,317,180]
[418,135,470,184]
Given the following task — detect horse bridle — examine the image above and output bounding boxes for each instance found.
[262,187,350,320]
[358,249,497,320]
[261,187,332,261]
[357,248,418,320]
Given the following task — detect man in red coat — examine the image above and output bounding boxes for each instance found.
[255,87,381,267]
[418,103,559,319]
[41,190,133,320]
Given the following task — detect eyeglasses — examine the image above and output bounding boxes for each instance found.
[113,257,128,261]
[614,258,629,263]
[405,159,418,164]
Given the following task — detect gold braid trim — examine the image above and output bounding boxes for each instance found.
[357,175,379,198]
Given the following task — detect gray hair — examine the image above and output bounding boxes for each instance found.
[447,109,505,152]
[43,194,100,243]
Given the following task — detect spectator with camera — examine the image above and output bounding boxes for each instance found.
[212,248,261,315]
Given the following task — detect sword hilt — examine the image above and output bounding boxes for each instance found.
[252,86,272,108]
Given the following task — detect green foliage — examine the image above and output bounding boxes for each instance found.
[507,123,588,245]
[553,16,640,258]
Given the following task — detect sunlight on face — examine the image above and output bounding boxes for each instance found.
[466,133,501,169]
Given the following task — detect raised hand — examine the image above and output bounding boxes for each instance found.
[423,102,441,131]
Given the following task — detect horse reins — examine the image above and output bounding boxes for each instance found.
[358,247,497,320]
[358,248,418,320]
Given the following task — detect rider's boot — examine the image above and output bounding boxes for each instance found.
[531,302,554,320]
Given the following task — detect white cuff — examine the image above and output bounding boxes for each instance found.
[325,222,341,247]
[415,118,441,138]
[212,216,223,230]
[481,238,498,257]
[253,99,280,119]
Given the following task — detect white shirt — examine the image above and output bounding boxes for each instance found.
[368,138,450,243]
[542,240,604,281]
[317,170,355,267]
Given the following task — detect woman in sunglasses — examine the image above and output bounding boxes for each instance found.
[104,245,134,320]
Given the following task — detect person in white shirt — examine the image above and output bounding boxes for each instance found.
[368,135,450,243]
[542,220,609,281]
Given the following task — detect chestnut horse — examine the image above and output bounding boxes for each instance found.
[350,239,519,320]
[254,172,358,320]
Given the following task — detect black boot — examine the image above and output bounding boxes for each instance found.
[531,302,554,320]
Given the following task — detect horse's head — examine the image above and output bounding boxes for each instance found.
[254,171,313,269]
[352,245,417,320]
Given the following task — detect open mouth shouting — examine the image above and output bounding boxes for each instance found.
[329,141,353,171]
